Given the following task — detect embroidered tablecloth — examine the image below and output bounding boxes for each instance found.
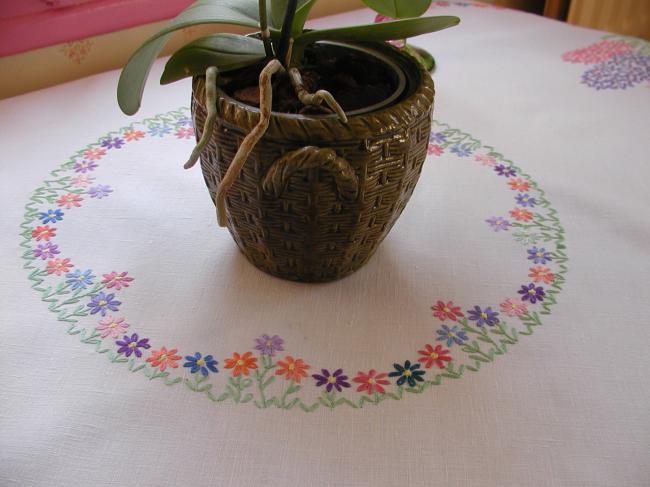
[2,2,649,486]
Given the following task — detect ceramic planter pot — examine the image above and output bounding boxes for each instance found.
[191,41,434,282]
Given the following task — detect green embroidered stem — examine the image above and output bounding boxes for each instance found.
[226,375,254,404]
[278,380,301,409]
[253,354,277,408]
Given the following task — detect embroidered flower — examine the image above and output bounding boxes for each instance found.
[529,266,555,284]
[101,271,134,290]
[96,315,129,338]
[518,283,546,304]
[450,144,472,157]
[224,351,258,376]
[71,175,95,187]
[82,148,106,160]
[388,361,425,387]
[514,230,541,246]
[275,356,310,382]
[65,269,95,290]
[508,177,530,191]
[515,193,537,208]
[147,347,182,371]
[123,129,145,141]
[147,124,172,137]
[87,292,121,316]
[56,193,83,209]
[417,344,452,369]
[184,352,219,376]
[494,164,516,177]
[31,225,56,241]
[176,116,193,127]
[527,246,552,264]
[87,184,113,199]
[499,298,528,317]
[430,131,447,144]
[46,257,73,275]
[582,53,650,89]
[509,207,533,222]
[474,153,496,166]
[175,127,194,139]
[253,334,284,356]
[562,39,634,64]
[467,305,500,327]
[116,333,150,358]
[486,216,511,232]
[436,324,468,346]
[428,144,444,156]
[373,14,405,48]
[431,300,464,321]
[100,137,124,149]
[38,209,64,224]
[73,161,98,173]
[312,368,351,392]
[353,369,390,395]
[33,242,60,260]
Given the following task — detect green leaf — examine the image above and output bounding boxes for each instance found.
[161,34,266,84]
[295,15,459,46]
[362,0,432,19]
[270,0,313,28]
[117,0,261,115]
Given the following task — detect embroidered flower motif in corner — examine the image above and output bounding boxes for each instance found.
[61,39,93,64]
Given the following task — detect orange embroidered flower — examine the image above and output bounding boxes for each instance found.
[509,207,533,222]
[46,258,73,276]
[82,148,106,160]
[56,193,83,209]
[528,266,555,284]
[123,129,145,141]
[147,347,182,371]
[275,356,310,383]
[224,351,258,376]
[417,344,452,369]
[353,369,390,394]
[508,177,529,192]
[31,225,56,241]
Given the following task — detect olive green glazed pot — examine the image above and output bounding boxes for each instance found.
[191,42,435,282]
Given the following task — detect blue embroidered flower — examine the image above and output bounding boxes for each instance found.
[100,137,124,149]
[527,246,552,264]
[450,144,472,157]
[184,352,219,376]
[467,306,500,327]
[429,131,447,144]
[436,325,468,346]
[147,124,172,137]
[518,283,546,304]
[388,361,425,387]
[66,269,95,290]
[494,164,517,177]
[515,193,537,207]
[582,53,650,90]
[176,115,193,127]
[38,209,64,224]
[87,292,121,316]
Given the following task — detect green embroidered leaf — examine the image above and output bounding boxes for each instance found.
[241,393,254,403]
[262,376,276,388]
[362,0,432,19]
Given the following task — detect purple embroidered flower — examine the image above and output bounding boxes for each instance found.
[87,292,121,316]
[582,53,650,90]
[147,124,172,137]
[66,269,95,290]
[73,160,98,173]
[253,334,284,356]
[494,164,517,177]
[33,242,60,260]
[429,131,447,144]
[116,333,151,358]
[312,368,351,392]
[100,137,125,149]
[515,193,537,208]
[450,144,472,157]
[183,352,219,376]
[467,306,500,327]
[486,216,511,232]
[436,324,468,346]
[38,209,64,224]
[87,184,113,199]
[527,246,552,264]
[388,360,425,387]
[518,283,546,304]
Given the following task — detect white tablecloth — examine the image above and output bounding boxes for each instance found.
[2,2,649,486]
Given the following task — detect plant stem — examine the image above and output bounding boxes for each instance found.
[258,0,273,57]
[184,66,218,169]
[277,0,298,66]
[288,67,348,123]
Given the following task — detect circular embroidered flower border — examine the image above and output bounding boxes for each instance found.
[19,109,568,412]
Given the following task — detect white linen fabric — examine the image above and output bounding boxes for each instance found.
[1,3,649,486]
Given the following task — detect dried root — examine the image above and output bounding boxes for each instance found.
[288,67,348,124]
[184,66,218,170]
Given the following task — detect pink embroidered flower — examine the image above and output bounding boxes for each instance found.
[175,127,194,139]
[70,175,95,188]
[562,40,633,64]
[83,148,106,160]
[56,193,83,209]
[499,298,528,317]
[509,207,533,222]
[146,347,182,371]
[528,266,555,284]
[428,144,444,156]
[46,258,73,276]
[96,316,129,338]
[374,14,406,48]
[431,300,464,321]
[353,369,390,395]
[102,271,134,290]
[31,225,56,241]
[474,153,496,166]
[123,129,145,141]
[508,177,529,192]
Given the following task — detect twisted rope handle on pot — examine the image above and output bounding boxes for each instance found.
[262,146,359,201]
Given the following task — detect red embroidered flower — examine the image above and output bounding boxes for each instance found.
[146,347,182,371]
[46,258,73,275]
[562,40,633,64]
[500,298,528,317]
[528,266,555,284]
[353,369,390,395]
[224,351,258,376]
[102,271,134,290]
[123,129,145,141]
[175,127,194,139]
[275,356,310,383]
[474,153,496,166]
[82,148,106,160]
[417,344,452,369]
[31,225,56,241]
[508,178,529,192]
[428,144,444,156]
[56,193,83,209]
[431,300,464,321]
[509,207,533,222]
